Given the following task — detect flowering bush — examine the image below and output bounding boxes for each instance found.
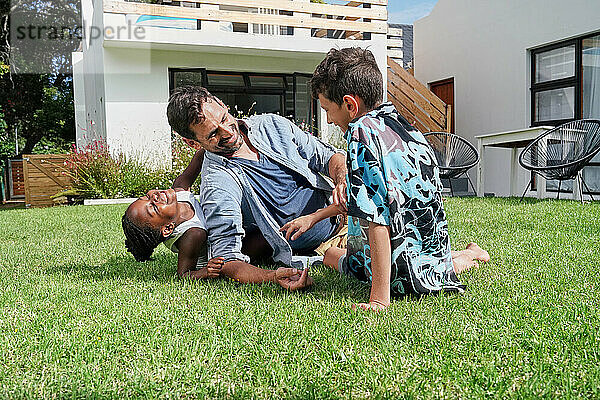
[62,136,200,200]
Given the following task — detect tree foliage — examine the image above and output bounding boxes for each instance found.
[0,0,79,156]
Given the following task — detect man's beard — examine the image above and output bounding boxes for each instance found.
[215,130,243,157]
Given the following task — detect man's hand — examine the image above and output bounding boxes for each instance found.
[352,301,388,312]
[274,267,313,291]
[280,215,316,241]
[206,256,224,278]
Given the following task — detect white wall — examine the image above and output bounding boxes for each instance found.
[72,52,86,147]
[414,0,600,196]
[75,0,107,148]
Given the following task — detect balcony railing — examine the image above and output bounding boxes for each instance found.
[103,0,388,40]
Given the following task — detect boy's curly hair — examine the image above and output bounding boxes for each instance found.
[310,47,383,109]
[122,212,167,262]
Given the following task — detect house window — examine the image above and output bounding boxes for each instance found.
[169,69,318,134]
[531,34,600,125]
[530,33,600,194]
[531,42,578,125]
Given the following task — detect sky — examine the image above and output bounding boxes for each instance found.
[387,0,438,25]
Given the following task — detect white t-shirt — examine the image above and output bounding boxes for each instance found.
[163,190,208,268]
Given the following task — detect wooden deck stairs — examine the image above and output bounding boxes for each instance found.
[387,57,451,133]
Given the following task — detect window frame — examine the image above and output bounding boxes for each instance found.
[168,68,318,134]
[530,38,581,127]
[530,32,600,194]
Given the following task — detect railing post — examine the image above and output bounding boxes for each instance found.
[294,0,311,39]
[199,1,219,33]
[371,3,388,99]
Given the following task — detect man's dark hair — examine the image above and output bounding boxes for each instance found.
[310,47,383,109]
[167,86,215,140]
[122,212,167,262]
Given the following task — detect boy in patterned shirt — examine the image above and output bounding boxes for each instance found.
[305,48,489,310]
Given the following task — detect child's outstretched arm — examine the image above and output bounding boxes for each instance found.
[175,227,222,279]
[353,221,391,311]
[280,203,345,241]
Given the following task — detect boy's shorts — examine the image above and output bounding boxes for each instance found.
[314,222,348,256]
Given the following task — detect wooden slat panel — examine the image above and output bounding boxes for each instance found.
[393,98,429,133]
[387,70,446,125]
[190,0,387,5]
[29,159,69,187]
[388,83,444,132]
[25,171,65,179]
[26,174,70,184]
[155,0,387,20]
[27,155,69,163]
[10,161,25,196]
[29,200,57,208]
[387,57,451,133]
[387,27,402,36]
[25,167,69,178]
[387,49,403,59]
[23,156,31,206]
[23,154,72,208]
[27,187,67,197]
[337,0,387,4]
[388,57,446,113]
[104,1,388,33]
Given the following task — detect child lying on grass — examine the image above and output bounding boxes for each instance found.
[121,150,314,290]
[288,47,490,310]
[122,187,224,279]
[122,187,314,289]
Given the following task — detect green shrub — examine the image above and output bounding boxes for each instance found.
[62,136,199,200]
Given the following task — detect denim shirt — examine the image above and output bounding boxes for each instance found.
[200,114,340,265]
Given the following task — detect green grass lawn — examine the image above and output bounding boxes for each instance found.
[1,198,599,398]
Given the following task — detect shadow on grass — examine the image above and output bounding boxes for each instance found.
[45,254,372,301]
[48,252,178,282]
[0,203,26,211]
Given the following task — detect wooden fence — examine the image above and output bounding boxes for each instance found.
[104,0,388,37]
[9,159,25,198]
[23,154,72,208]
[387,57,452,133]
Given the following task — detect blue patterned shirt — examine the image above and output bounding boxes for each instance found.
[344,103,464,295]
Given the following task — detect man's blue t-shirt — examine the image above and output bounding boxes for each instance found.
[230,155,337,251]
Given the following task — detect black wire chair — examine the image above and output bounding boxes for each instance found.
[424,132,479,196]
[519,119,600,202]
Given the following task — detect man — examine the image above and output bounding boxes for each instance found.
[167,86,347,291]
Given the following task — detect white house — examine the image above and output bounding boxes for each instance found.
[414,0,600,199]
[72,0,389,165]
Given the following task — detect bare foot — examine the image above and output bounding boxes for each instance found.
[452,254,477,274]
[467,242,490,262]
